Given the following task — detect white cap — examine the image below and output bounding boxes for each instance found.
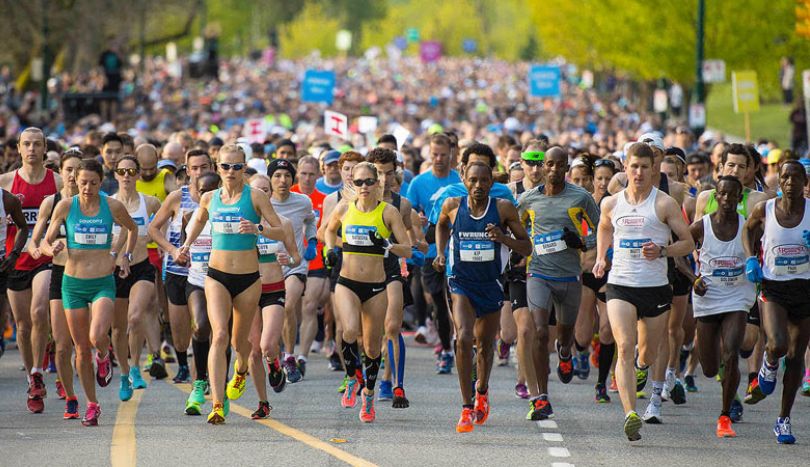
[637,132,664,151]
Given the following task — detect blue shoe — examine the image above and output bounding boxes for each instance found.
[576,352,590,380]
[378,380,393,401]
[284,356,303,383]
[129,366,147,389]
[684,375,698,392]
[729,397,743,423]
[758,357,778,396]
[774,417,796,444]
[437,352,453,375]
[119,374,134,401]
[172,364,191,384]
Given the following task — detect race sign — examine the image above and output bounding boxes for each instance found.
[324,110,348,139]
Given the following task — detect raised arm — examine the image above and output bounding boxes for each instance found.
[592,195,616,278]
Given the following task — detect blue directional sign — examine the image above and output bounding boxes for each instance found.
[301,69,336,104]
[528,65,561,98]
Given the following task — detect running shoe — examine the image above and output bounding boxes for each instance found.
[27,372,46,414]
[251,401,272,420]
[119,375,133,402]
[338,375,349,393]
[392,387,409,408]
[624,411,642,441]
[226,364,247,400]
[186,380,207,408]
[172,365,191,384]
[556,341,574,384]
[635,366,649,392]
[575,352,590,380]
[297,358,307,379]
[534,395,554,419]
[284,356,302,383]
[267,358,287,393]
[730,397,743,423]
[684,374,698,392]
[526,397,552,421]
[161,342,176,363]
[342,378,359,408]
[327,352,343,371]
[802,374,810,396]
[359,392,376,423]
[774,417,796,444]
[456,407,475,433]
[81,402,101,427]
[473,391,490,425]
[609,374,619,393]
[148,356,168,380]
[414,325,429,345]
[55,379,66,400]
[378,380,393,401]
[757,357,778,395]
[437,351,453,375]
[64,397,79,420]
[144,353,153,372]
[130,366,147,389]
[671,380,687,405]
[497,339,510,366]
[514,382,529,399]
[642,397,662,424]
[96,353,113,387]
[207,402,225,425]
[744,378,766,405]
[47,349,57,373]
[716,415,736,438]
[595,383,611,403]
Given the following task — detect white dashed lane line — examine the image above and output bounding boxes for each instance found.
[542,433,564,442]
[536,420,573,466]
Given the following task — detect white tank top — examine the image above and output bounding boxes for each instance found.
[113,193,149,238]
[761,198,810,281]
[608,187,671,287]
[186,209,212,288]
[692,214,755,317]
[0,189,7,259]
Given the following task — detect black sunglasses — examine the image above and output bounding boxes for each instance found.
[523,160,543,167]
[352,178,377,187]
[219,163,245,171]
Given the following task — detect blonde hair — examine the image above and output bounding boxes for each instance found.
[341,161,384,203]
[218,143,245,162]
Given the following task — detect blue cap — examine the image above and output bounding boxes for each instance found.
[157,159,177,170]
[322,150,341,165]
[799,158,810,175]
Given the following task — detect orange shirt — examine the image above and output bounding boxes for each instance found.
[291,184,326,270]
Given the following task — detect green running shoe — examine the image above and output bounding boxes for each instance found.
[338,374,349,393]
[624,411,642,441]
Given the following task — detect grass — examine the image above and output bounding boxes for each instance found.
[705,83,791,145]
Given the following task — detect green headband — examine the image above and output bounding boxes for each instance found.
[521,150,545,161]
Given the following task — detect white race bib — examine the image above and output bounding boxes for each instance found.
[534,231,567,255]
[345,225,375,246]
[257,240,279,256]
[459,240,495,262]
[74,222,109,245]
[212,214,241,234]
[617,238,650,260]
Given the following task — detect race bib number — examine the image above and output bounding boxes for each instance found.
[190,252,210,275]
[257,239,279,256]
[459,240,495,262]
[711,267,744,286]
[617,238,650,260]
[773,256,810,276]
[212,214,242,234]
[73,223,109,245]
[534,231,567,255]
[112,217,147,237]
[345,225,375,246]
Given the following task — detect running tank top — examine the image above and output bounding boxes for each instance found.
[136,170,169,201]
[692,214,755,316]
[341,200,391,256]
[703,188,750,217]
[448,197,508,282]
[608,187,671,287]
[257,234,280,263]
[65,195,114,250]
[8,169,57,269]
[112,194,149,237]
[761,199,810,281]
[210,185,260,251]
[164,186,198,276]
[383,193,402,270]
[186,212,211,288]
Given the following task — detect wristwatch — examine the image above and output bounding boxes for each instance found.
[256,224,264,232]
[659,246,667,258]
[123,252,133,262]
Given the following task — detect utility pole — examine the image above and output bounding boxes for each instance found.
[692,0,706,136]
[40,0,50,111]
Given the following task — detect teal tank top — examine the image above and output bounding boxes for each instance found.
[210,185,261,251]
[66,195,114,250]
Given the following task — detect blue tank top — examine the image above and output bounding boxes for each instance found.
[448,197,507,282]
[65,195,114,250]
[210,185,260,251]
[164,185,199,277]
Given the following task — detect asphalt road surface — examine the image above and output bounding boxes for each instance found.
[1,337,808,467]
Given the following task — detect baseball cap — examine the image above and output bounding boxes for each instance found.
[521,150,545,161]
[637,132,665,151]
[157,159,177,170]
[322,150,341,165]
[665,147,687,165]
[685,153,706,166]
[267,158,296,179]
[767,148,783,165]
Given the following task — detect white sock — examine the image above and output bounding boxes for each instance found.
[31,367,42,376]
[297,355,307,362]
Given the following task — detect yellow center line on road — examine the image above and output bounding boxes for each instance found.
[170,380,378,467]
[111,389,145,467]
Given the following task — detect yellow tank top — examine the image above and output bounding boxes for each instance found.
[341,201,391,256]
[136,170,168,201]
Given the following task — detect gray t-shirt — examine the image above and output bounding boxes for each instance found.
[518,182,600,280]
[272,192,316,277]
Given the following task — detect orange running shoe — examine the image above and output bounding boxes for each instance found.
[342,377,359,408]
[473,391,490,425]
[609,373,619,393]
[456,407,474,433]
[359,392,375,423]
[716,415,736,438]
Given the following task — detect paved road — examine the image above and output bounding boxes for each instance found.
[1,337,808,467]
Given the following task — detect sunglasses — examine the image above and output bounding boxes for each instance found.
[523,160,543,167]
[352,178,377,187]
[594,159,616,169]
[219,163,245,171]
[115,168,138,176]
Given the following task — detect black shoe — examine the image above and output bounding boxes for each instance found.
[556,341,574,384]
[149,357,168,380]
[328,352,343,371]
[671,380,687,405]
[267,358,287,393]
[251,400,271,419]
[173,365,191,384]
[297,358,307,378]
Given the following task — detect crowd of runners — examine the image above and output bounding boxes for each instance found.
[0,56,808,445]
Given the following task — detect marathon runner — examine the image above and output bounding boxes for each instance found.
[593,142,693,441]
[43,158,139,426]
[324,161,412,423]
[0,127,61,413]
[743,159,810,444]
[316,150,343,195]
[434,161,531,432]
